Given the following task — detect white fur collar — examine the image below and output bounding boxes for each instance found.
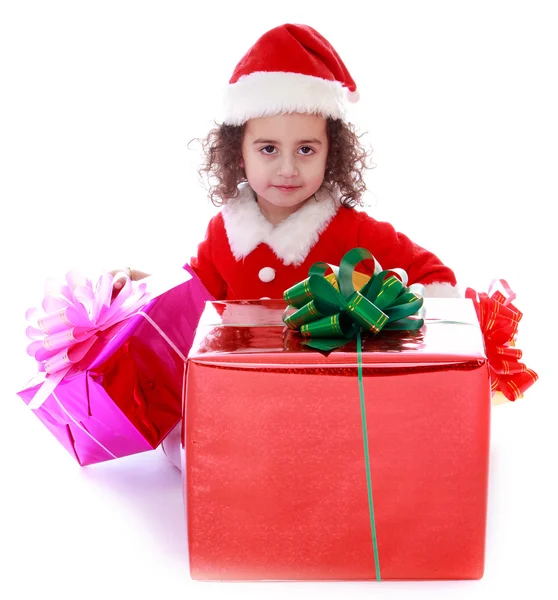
[222,183,340,266]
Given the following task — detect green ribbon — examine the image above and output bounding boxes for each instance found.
[283,248,426,581]
[283,247,424,351]
[357,331,381,581]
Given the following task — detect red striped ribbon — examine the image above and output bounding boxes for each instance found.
[465,279,538,401]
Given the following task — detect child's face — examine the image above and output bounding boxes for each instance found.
[240,113,328,218]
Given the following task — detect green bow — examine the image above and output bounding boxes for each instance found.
[283,248,424,351]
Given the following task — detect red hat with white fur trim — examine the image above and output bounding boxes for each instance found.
[222,23,359,125]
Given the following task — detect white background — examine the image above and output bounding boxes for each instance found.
[1,1,556,598]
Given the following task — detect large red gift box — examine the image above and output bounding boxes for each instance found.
[184,298,491,580]
[18,266,213,466]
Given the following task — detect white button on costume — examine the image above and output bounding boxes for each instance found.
[258,267,276,282]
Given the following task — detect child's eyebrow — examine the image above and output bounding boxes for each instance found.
[252,138,323,145]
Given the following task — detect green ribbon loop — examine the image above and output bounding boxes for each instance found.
[282,247,424,351]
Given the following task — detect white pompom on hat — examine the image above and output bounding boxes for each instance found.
[222,23,359,125]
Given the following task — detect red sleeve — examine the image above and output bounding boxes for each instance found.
[187,216,227,300]
[356,213,457,286]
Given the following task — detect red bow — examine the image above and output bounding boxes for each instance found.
[465,279,538,401]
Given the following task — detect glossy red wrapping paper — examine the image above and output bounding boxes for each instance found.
[185,298,491,580]
[18,266,213,466]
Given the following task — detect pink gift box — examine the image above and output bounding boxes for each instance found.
[18,265,213,466]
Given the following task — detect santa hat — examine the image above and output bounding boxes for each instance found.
[222,23,359,126]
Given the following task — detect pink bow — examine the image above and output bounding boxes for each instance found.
[25,270,151,408]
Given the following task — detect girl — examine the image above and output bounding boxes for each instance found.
[117,23,459,299]
[123,23,460,470]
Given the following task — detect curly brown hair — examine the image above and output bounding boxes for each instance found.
[193,117,372,208]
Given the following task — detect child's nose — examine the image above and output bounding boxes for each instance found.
[277,157,299,177]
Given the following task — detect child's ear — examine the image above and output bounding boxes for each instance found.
[239,157,245,168]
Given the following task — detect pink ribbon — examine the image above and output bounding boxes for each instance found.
[25,268,190,409]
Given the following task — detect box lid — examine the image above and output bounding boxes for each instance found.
[188,298,487,369]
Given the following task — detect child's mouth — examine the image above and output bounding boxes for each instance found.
[274,185,301,192]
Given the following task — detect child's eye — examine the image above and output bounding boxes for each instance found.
[260,145,277,155]
[298,146,315,155]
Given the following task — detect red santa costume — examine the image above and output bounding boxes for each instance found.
[189,181,458,299]
[187,23,459,300]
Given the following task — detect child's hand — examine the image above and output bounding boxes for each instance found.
[109,267,151,300]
